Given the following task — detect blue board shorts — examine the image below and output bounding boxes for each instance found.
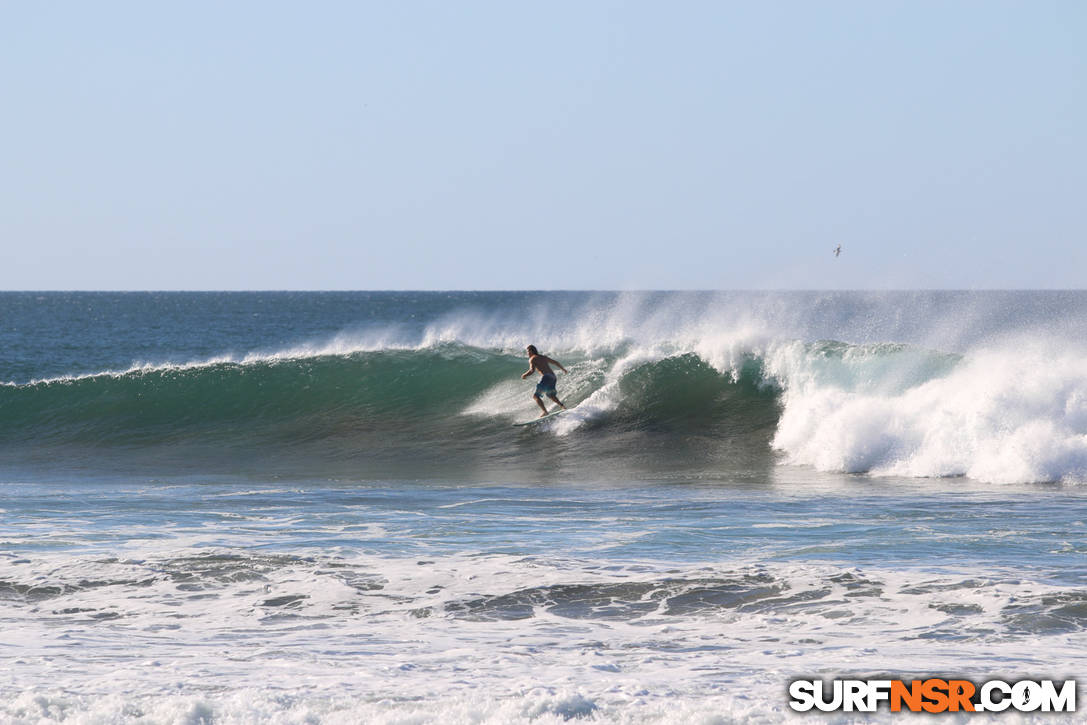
[534,373,557,396]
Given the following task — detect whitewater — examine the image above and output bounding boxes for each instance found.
[1,291,1086,723]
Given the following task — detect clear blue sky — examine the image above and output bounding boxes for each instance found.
[3,1,1084,289]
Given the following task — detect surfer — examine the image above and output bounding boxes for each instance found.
[834,244,842,257]
[521,345,568,417]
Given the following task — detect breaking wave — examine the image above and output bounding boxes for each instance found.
[4,319,1087,484]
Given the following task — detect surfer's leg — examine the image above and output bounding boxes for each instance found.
[548,393,566,410]
[533,394,548,416]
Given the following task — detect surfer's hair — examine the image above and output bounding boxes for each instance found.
[526,345,539,355]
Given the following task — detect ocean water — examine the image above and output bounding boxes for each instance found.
[1,291,1085,724]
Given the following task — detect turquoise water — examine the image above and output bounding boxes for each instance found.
[2,292,1086,723]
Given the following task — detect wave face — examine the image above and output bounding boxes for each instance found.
[0,345,781,481]
[4,291,1087,484]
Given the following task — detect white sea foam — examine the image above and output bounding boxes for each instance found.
[770,338,1087,483]
[2,547,1083,723]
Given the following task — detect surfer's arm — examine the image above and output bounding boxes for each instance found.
[547,357,568,373]
[521,364,535,379]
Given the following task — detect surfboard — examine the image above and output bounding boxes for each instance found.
[513,409,567,427]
